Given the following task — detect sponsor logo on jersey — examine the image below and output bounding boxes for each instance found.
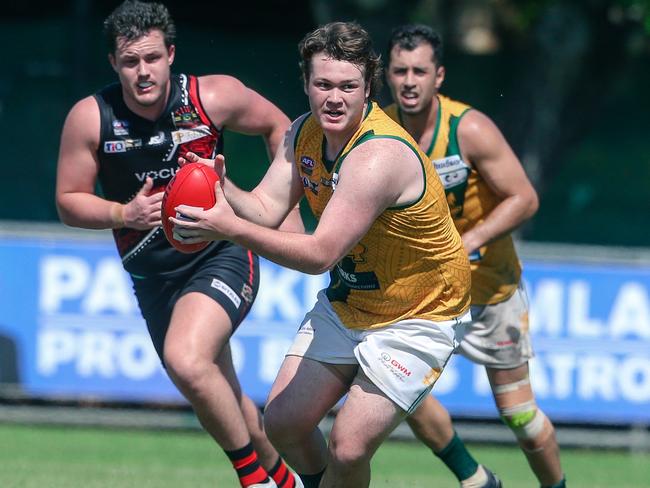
[172,106,201,128]
[104,141,126,153]
[334,263,380,290]
[171,125,211,144]
[135,167,178,182]
[432,155,470,190]
[112,119,129,136]
[124,138,142,149]
[432,155,464,170]
[300,156,315,175]
[147,131,166,145]
[104,139,141,153]
[320,172,339,190]
[337,267,358,283]
[301,176,319,195]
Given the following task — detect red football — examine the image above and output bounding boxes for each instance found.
[162,162,220,254]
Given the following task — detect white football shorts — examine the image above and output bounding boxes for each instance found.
[286,290,471,413]
[456,281,534,369]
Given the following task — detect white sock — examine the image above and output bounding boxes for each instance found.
[460,465,488,488]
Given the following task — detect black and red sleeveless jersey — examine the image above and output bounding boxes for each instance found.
[95,73,224,278]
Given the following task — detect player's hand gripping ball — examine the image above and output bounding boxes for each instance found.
[162,162,219,253]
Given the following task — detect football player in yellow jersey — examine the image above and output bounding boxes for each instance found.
[169,22,473,488]
[386,24,566,488]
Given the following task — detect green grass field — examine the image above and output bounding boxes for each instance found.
[1,423,648,487]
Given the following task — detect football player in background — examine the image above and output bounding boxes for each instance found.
[55,2,302,487]
[385,23,566,488]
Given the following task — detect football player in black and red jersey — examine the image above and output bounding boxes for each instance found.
[55,2,302,487]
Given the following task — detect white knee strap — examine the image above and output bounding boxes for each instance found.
[493,377,530,395]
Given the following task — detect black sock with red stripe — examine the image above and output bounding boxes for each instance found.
[224,443,270,487]
[268,457,296,488]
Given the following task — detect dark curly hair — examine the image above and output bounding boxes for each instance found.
[103,0,176,53]
[299,21,382,99]
[388,24,443,66]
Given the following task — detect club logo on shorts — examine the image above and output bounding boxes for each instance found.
[241,283,254,304]
[423,367,441,386]
[520,311,529,333]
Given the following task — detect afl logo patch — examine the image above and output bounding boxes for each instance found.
[300,156,315,175]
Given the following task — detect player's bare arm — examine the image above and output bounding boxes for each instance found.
[170,138,421,274]
[458,110,539,253]
[197,74,304,232]
[56,97,163,230]
[182,116,305,229]
[177,143,303,234]
[198,75,290,158]
[276,204,305,233]
[56,97,128,229]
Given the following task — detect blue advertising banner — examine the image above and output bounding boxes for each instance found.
[436,261,650,424]
[1,234,649,424]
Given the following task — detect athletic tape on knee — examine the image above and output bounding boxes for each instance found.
[500,401,545,441]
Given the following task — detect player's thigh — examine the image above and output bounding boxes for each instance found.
[266,290,359,429]
[165,291,233,363]
[166,245,260,363]
[266,355,356,434]
[329,369,404,459]
[135,244,259,365]
[134,280,232,365]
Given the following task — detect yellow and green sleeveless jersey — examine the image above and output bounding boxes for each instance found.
[294,102,470,330]
[385,95,521,305]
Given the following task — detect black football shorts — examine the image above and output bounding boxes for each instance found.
[132,242,259,362]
